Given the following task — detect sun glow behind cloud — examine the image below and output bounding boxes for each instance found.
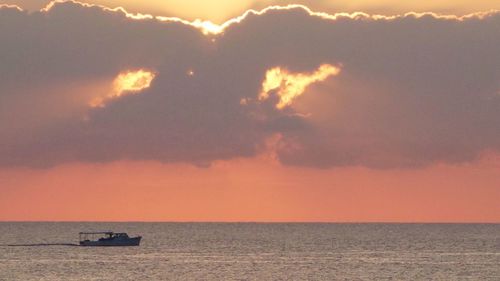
[259,64,340,109]
[12,0,494,37]
[90,69,155,108]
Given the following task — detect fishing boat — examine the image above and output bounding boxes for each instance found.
[79,232,142,246]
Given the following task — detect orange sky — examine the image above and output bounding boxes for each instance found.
[4,0,500,22]
[1,153,499,222]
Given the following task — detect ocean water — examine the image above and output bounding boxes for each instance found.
[0,223,499,280]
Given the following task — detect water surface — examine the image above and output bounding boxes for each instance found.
[1,223,499,280]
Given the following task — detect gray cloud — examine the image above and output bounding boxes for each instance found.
[0,1,499,168]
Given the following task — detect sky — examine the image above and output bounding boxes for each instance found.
[0,0,499,222]
[4,0,500,22]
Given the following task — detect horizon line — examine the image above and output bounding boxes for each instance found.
[1,220,499,224]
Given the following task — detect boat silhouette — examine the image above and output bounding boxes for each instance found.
[79,232,141,246]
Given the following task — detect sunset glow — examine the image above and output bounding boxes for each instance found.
[259,64,341,109]
[0,0,499,224]
[90,69,155,107]
[2,2,500,280]
[1,155,499,222]
[114,69,155,93]
[7,1,499,22]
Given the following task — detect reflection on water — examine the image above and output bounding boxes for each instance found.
[1,223,499,280]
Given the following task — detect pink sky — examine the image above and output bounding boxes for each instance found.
[1,153,499,222]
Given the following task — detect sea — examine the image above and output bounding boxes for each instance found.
[0,223,499,280]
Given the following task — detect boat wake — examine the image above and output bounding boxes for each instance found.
[5,243,79,247]
[2,231,142,247]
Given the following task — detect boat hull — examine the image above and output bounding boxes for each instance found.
[80,236,141,247]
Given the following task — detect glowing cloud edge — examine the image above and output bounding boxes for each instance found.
[4,0,498,36]
[259,64,341,109]
[90,69,156,108]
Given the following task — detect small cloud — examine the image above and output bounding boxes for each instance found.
[259,64,340,109]
[90,69,156,108]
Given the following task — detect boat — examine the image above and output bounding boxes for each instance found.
[79,232,142,246]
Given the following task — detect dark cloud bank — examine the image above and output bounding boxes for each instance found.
[0,1,499,168]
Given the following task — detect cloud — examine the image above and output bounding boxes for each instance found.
[259,64,341,109]
[0,1,499,168]
[249,0,500,18]
[89,69,156,108]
